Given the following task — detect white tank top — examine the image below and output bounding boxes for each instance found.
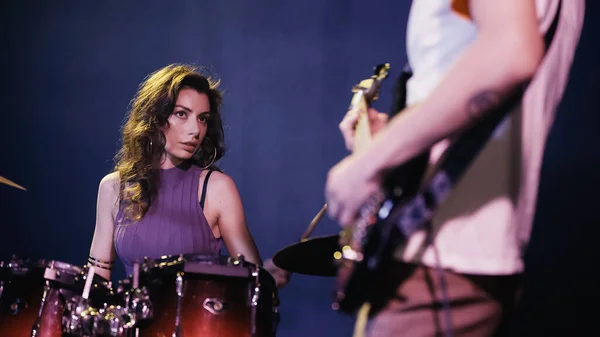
[406,0,559,106]
[398,0,584,275]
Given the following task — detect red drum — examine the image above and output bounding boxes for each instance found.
[41,260,115,337]
[0,257,46,337]
[135,254,280,337]
[0,257,115,337]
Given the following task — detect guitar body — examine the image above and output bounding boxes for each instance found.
[332,64,430,314]
[332,155,429,314]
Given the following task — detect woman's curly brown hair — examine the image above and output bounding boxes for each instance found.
[115,64,225,221]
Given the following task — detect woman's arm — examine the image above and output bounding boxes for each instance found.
[205,171,291,287]
[88,172,119,280]
[207,171,262,266]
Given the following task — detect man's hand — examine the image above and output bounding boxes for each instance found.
[263,258,291,288]
[325,153,382,227]
[338,108,388,151]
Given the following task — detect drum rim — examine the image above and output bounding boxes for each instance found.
[137,254,277,287]
[43,260,112,290]
[142,253,255,269]
[46,260,83,275]
[1,256,47,271]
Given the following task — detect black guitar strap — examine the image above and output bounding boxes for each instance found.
[391,0,562,236]
[389,62,413,117]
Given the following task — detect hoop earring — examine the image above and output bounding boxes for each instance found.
[146,138,154,153]
[201,146,218,169]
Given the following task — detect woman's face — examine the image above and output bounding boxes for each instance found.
[162,87,211,168]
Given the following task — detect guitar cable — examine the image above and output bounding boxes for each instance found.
[432,245,455,337]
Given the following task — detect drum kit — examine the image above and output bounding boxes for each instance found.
[0,176,341,337]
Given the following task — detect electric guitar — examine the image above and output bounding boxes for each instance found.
[331,64,437,314]
[332,60,530,315]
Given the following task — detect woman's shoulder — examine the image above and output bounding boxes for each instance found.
[200,168,237,193]
[99,171,120,197]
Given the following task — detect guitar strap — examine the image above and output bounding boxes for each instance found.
[389,62,413,117]
[391,0,562,236]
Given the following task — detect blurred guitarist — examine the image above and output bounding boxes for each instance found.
[325,0,585,336]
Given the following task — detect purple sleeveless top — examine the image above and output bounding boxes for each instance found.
[113,164,223,276]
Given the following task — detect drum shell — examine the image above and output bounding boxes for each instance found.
[136,255,278,337]
[0,258,115,337]
[0,259,46,337]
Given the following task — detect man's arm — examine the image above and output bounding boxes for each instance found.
[358,0,544,178]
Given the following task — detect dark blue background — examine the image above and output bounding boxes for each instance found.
[1,1,598,336]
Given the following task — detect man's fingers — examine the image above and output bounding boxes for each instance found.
[339,211,353,228]
[378,113,389,123]
[326,199,339,220]
[339,109,359,132]
[367,108,388,123]
[339,109,361,150]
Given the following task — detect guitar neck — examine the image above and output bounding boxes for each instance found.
[350,93,372,154]
[346,64,391,154]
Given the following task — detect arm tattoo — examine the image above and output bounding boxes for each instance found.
[467,91,502,120]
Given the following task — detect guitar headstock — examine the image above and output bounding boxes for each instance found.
[352,63,391,104]
[347,63,391,153]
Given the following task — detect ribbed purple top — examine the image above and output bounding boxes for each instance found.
[113,164,223,276]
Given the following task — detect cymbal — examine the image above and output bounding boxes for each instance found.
[0,176,26,191]
[272,234,339,277]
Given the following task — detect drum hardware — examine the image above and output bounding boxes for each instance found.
[86,262,151,337]
[59,264,136,337]
[250,265,260,337]
[42,261,124,337]
[63,296,94,336]
[0,261,4,300]
[93,304,135,337]
[29,280,49,337]
[173,273,184,337]
[230,253,246,266]
[63,266,99,337]
[126,263,153,325]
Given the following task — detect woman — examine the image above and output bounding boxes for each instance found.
[87,64,288,286]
